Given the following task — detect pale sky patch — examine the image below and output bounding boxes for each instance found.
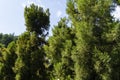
[22,0,45,9]
[22,0,34,8]
[56,10,62,18]
[22,3,26,8]
[113,6,120,20]
[36,0,46,9]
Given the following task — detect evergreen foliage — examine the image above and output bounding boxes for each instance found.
[24,4,50,36]
[0,33,17,47]
[67,0,120,80]
[0,41,16,80]
[0,1,120,80]
[14,4,50,80]
[44,18,75,80]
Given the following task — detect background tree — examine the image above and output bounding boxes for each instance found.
[0,33,17,47]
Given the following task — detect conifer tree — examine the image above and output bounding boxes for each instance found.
[44,18,75,80]
[0,41,16,80]
[0,45,6,79]
[24,4,50,36]
[14,4,50,80]
[110,21,120,80]
[67,0,119,80]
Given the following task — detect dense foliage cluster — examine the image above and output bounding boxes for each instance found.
[0,0,120,80]
[0,33,17,47]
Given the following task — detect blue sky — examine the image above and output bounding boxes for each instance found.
[0,0,67,35]
[0,0,120,35]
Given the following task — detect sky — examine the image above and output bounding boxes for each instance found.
[0,0,67,35]
[0,0,120,36]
